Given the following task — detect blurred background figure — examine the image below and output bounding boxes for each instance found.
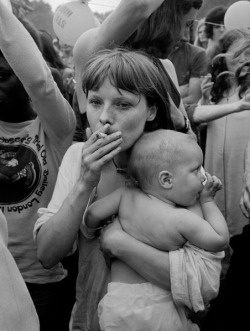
[194,18,208,49]
[204,5,227,64]
[39,30,75,105]
[194,28,250,239]
[168,12,208,118]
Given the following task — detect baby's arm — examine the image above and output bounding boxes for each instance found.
[85,187,124,229]
[179,173,229,252]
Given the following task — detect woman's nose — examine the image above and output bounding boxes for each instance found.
[99,105,115,125]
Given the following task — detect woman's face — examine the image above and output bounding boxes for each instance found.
[198,25,207,43]
[226,39,248,74]
[0,56,28,118]
[212,24,225,42]
[86,79,156,151]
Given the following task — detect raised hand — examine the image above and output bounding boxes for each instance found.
[80,124,122,188]
[200,172,222,204]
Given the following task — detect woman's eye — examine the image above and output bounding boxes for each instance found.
[89,99,101,106]
[116,102,130,109]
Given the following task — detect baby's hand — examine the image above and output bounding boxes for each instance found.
[200,172,222,204]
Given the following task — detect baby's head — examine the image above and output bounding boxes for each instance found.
[128,130,205,206]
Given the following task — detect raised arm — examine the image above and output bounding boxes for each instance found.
[73,0,166,114]
[0,2,75,143]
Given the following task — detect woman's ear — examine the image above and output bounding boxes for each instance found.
[147,105,157,122]
[159,170,173,189]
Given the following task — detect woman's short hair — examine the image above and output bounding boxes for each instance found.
[205,6,226,39]
[82,48,175,132]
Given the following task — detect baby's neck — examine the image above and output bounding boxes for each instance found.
[143,187,176,206]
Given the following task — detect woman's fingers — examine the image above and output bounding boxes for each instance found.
[240,189,250,218]
[82,134,122,163]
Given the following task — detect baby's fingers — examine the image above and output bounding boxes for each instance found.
[211,176,222,191]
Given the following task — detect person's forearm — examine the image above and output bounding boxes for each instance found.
[0,3,50,92]
[37,181,93,268]
[201,200,229,248]
[112,232,171,290]
[193,101,242,124]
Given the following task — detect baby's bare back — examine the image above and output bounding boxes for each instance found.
[119,188,186,251]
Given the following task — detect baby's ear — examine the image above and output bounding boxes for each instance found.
[159,170,173,189]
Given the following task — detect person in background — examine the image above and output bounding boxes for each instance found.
[85,129,228,331]
[200,36,250,331]
[168,20,208,107]
[0,209,39,330]
[204,6,227,64]
[0,2,76,330]
[39,30,75,105]
[192,29,250,239]
[194,18,208,49]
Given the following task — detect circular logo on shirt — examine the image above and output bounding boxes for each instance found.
[0,144,41,204]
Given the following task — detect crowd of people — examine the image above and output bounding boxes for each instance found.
[1,0,250,330]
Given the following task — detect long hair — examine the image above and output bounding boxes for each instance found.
[194,18,207,48]
[39,30,66,71]
[233,40,250,98]
[124,0,203,58]
[210,29,249,103]
[82,48,175,132]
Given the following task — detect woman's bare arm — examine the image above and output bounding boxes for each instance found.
[100,220,171,290]
[193,92,250,124]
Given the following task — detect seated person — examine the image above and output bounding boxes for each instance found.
[85,129,229,331]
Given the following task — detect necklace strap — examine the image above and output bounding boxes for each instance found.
[112,159,128,175]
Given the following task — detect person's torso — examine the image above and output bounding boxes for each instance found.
[0,118,67,282]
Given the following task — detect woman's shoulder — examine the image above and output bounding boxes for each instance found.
[160,59,178,86]
[160,59,175,72]
[62,142,85,164]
